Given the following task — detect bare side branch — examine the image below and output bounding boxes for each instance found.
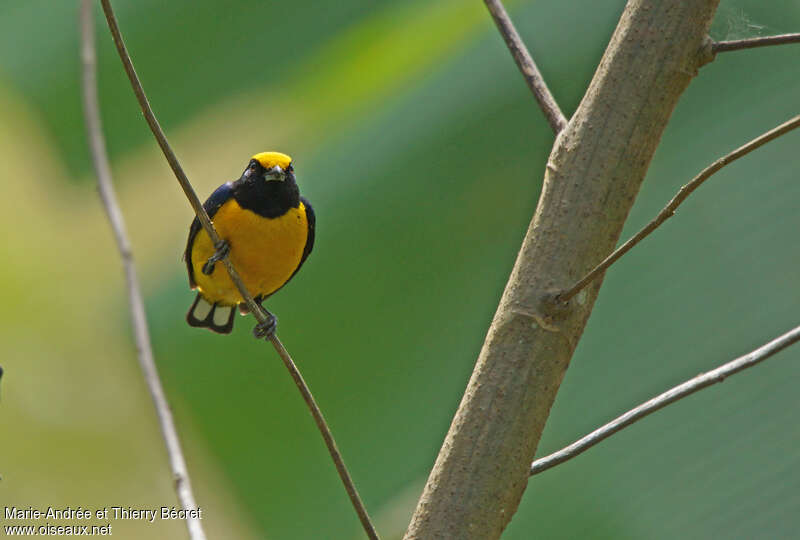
[483,0,568,134]
[713,33,800,54]
[559,113,800,302]
[79,2,206,539]
[97,2,379,538]
[531,324,800,475]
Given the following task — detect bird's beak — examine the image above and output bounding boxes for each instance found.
[263,165,285,181]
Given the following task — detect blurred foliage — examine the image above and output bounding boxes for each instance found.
[0,0,798,538]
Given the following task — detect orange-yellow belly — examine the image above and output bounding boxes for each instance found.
[191,199,309,305]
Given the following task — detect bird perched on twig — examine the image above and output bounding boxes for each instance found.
[184,151,315,337]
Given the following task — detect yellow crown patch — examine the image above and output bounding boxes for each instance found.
[252,151,292,170]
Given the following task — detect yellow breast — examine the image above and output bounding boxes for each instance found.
[191,200,309,305]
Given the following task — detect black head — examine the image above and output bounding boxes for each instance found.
[233,153,299,218]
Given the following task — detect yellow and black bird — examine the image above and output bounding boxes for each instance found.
[184,151,315,336]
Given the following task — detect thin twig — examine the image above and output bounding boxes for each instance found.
[531,323,800,476]
[483,0,567,134]
[79,2,206,539]
[713,33,800,54]
[97,2,379,538]
[559,113,800,302]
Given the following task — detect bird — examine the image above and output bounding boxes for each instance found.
[184,151,315,337]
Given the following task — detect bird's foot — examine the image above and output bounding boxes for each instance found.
[203,239,230,275]
[252,311,278,339]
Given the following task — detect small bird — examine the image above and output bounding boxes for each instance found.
[184,151,315,336]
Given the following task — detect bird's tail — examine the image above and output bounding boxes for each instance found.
[186,294,235,334]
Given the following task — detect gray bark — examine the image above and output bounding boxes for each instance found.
[405,1,720,537]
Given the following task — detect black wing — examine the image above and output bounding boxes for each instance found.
[290,196,315,279]
[281,196,316,285]
[184,182,235,288]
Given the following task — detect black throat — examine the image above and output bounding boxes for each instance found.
[232,171,300,218]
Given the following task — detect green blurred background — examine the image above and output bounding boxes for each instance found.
[1,0,798,538]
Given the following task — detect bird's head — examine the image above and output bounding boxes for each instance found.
[243,151,294,183]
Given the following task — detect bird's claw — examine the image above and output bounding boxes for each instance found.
[203,239,230,275]
[252,312,278,339]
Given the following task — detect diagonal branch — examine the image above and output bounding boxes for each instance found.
[97,2,379,538]
[713,32,800,54]
[483,0,567,134]
[530,323,800,476]
[559,113,800,302]
[79,2,206,539]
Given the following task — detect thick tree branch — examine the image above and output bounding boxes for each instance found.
[98,2,378,538]
[530,324,800,476]
[483,0,568,134]
[559,113,800,302]
[713,33,800,54]
[405,2,721,538]
[79,2,206,539]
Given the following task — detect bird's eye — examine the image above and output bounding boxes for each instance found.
[249,162,257,170]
